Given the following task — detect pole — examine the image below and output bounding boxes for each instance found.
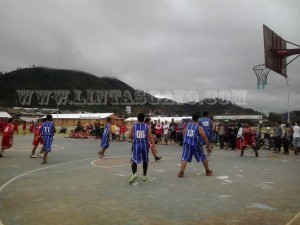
[286,79,290,124]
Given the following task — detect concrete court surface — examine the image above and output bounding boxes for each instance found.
[0,134,299,225]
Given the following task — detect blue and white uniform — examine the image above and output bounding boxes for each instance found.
[199,117,214,143]
[131,123,149,164]
[101,123,110,149]
[40,121,54,152]
[181,122,206,162]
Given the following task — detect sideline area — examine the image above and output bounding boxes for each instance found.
[0,135,299,225]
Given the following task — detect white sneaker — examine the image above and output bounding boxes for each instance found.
[30,155,37,158]
[38,154,43,157]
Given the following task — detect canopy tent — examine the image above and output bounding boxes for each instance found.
[0,111,12,118]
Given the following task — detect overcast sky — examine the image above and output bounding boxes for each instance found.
[0,0,299,114]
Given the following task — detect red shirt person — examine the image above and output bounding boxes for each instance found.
[241,122,259,157]
[1,118,15,157]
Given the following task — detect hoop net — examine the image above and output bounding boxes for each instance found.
[253,64,270,89]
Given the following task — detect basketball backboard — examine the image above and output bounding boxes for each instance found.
[263,24,287,77]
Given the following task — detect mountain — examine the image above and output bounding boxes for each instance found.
[0,67,263,118]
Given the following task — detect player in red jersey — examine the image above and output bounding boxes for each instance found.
[30,119,45,158]
[1,118,15,157]
[240,122,258,157]
[145,117,161,161]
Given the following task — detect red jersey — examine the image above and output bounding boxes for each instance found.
[2,123,14,137]
[1,123,14,149]
[34,125,42,136]
[32,124,43,146]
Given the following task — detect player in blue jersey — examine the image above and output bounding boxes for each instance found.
[199,111,214,160]
[128,113,157,184]
[40,114,56,164]
[178,113,213,178]
[98,118,113,159]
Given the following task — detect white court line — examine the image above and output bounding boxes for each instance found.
[0,158,95,225]
[9,145,64,151]
[286,211,300,225]
[0,158,93,193]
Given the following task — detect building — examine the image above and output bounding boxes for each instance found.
[44,113,123,126]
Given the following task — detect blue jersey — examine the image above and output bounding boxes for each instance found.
[183,123,199,146]
[102,123,110,138]
[199,117,212,131]
[40,121,54,136]
[132,123,148,143]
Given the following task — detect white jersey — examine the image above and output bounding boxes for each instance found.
[293,125,300,138]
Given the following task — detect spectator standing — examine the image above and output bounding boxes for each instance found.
[292,121,300,155]
[273,121,282,153]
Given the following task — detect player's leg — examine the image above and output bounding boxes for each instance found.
[178,144,190,177]
[31,145,38,158]
[129,144,140,185]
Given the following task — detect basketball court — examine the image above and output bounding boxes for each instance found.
[0,134,299,225]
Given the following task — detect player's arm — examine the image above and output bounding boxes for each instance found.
[148,127,156,150]
[198,126,211,148]
[53,123,56,134]
[210,119,214,130]
[127,126,133,140]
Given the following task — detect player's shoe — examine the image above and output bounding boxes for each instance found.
[155,156,161,161]
[38,153,43,157]
[206,170,213,176]
[102,155,108,159]
[129,173,138,185]
[178,170,184,178]
[41,159,47,164]
[142,176,148,181]
[30,155,37,158]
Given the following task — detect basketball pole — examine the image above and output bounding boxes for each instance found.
[286,78,290,124]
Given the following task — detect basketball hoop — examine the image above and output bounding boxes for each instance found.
[253,64,270,89]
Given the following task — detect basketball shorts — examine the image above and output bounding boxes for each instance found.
[42,136,53,152]
[101,135,110,149]
[1,135,13,150]
[181,143,206,163]
[131,142,149,164]
[32,136,44,146]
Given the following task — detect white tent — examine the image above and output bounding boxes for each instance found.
[0,111,11,118]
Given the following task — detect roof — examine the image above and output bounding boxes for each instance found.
[124,116,191,123]
[20,117,39,122]
[0,111,12,118]
[213,115,263,120]
[42,113,114,119]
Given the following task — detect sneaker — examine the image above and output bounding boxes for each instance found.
[102,155,108,159]
[38,154,43,157]
[30,155,37,158]
[129,173,138,185]
[0,154,3,158]
[155,156,161,161]
[178,170,184,178]
[206,170,213,176]
[99,155,103,159]
[142,176,148,181]
[41,160,47,164]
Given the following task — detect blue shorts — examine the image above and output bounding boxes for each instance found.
[42,136,53,152]
[101,135,110,149]
[131,142,149,164]
[181,143,206,163]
